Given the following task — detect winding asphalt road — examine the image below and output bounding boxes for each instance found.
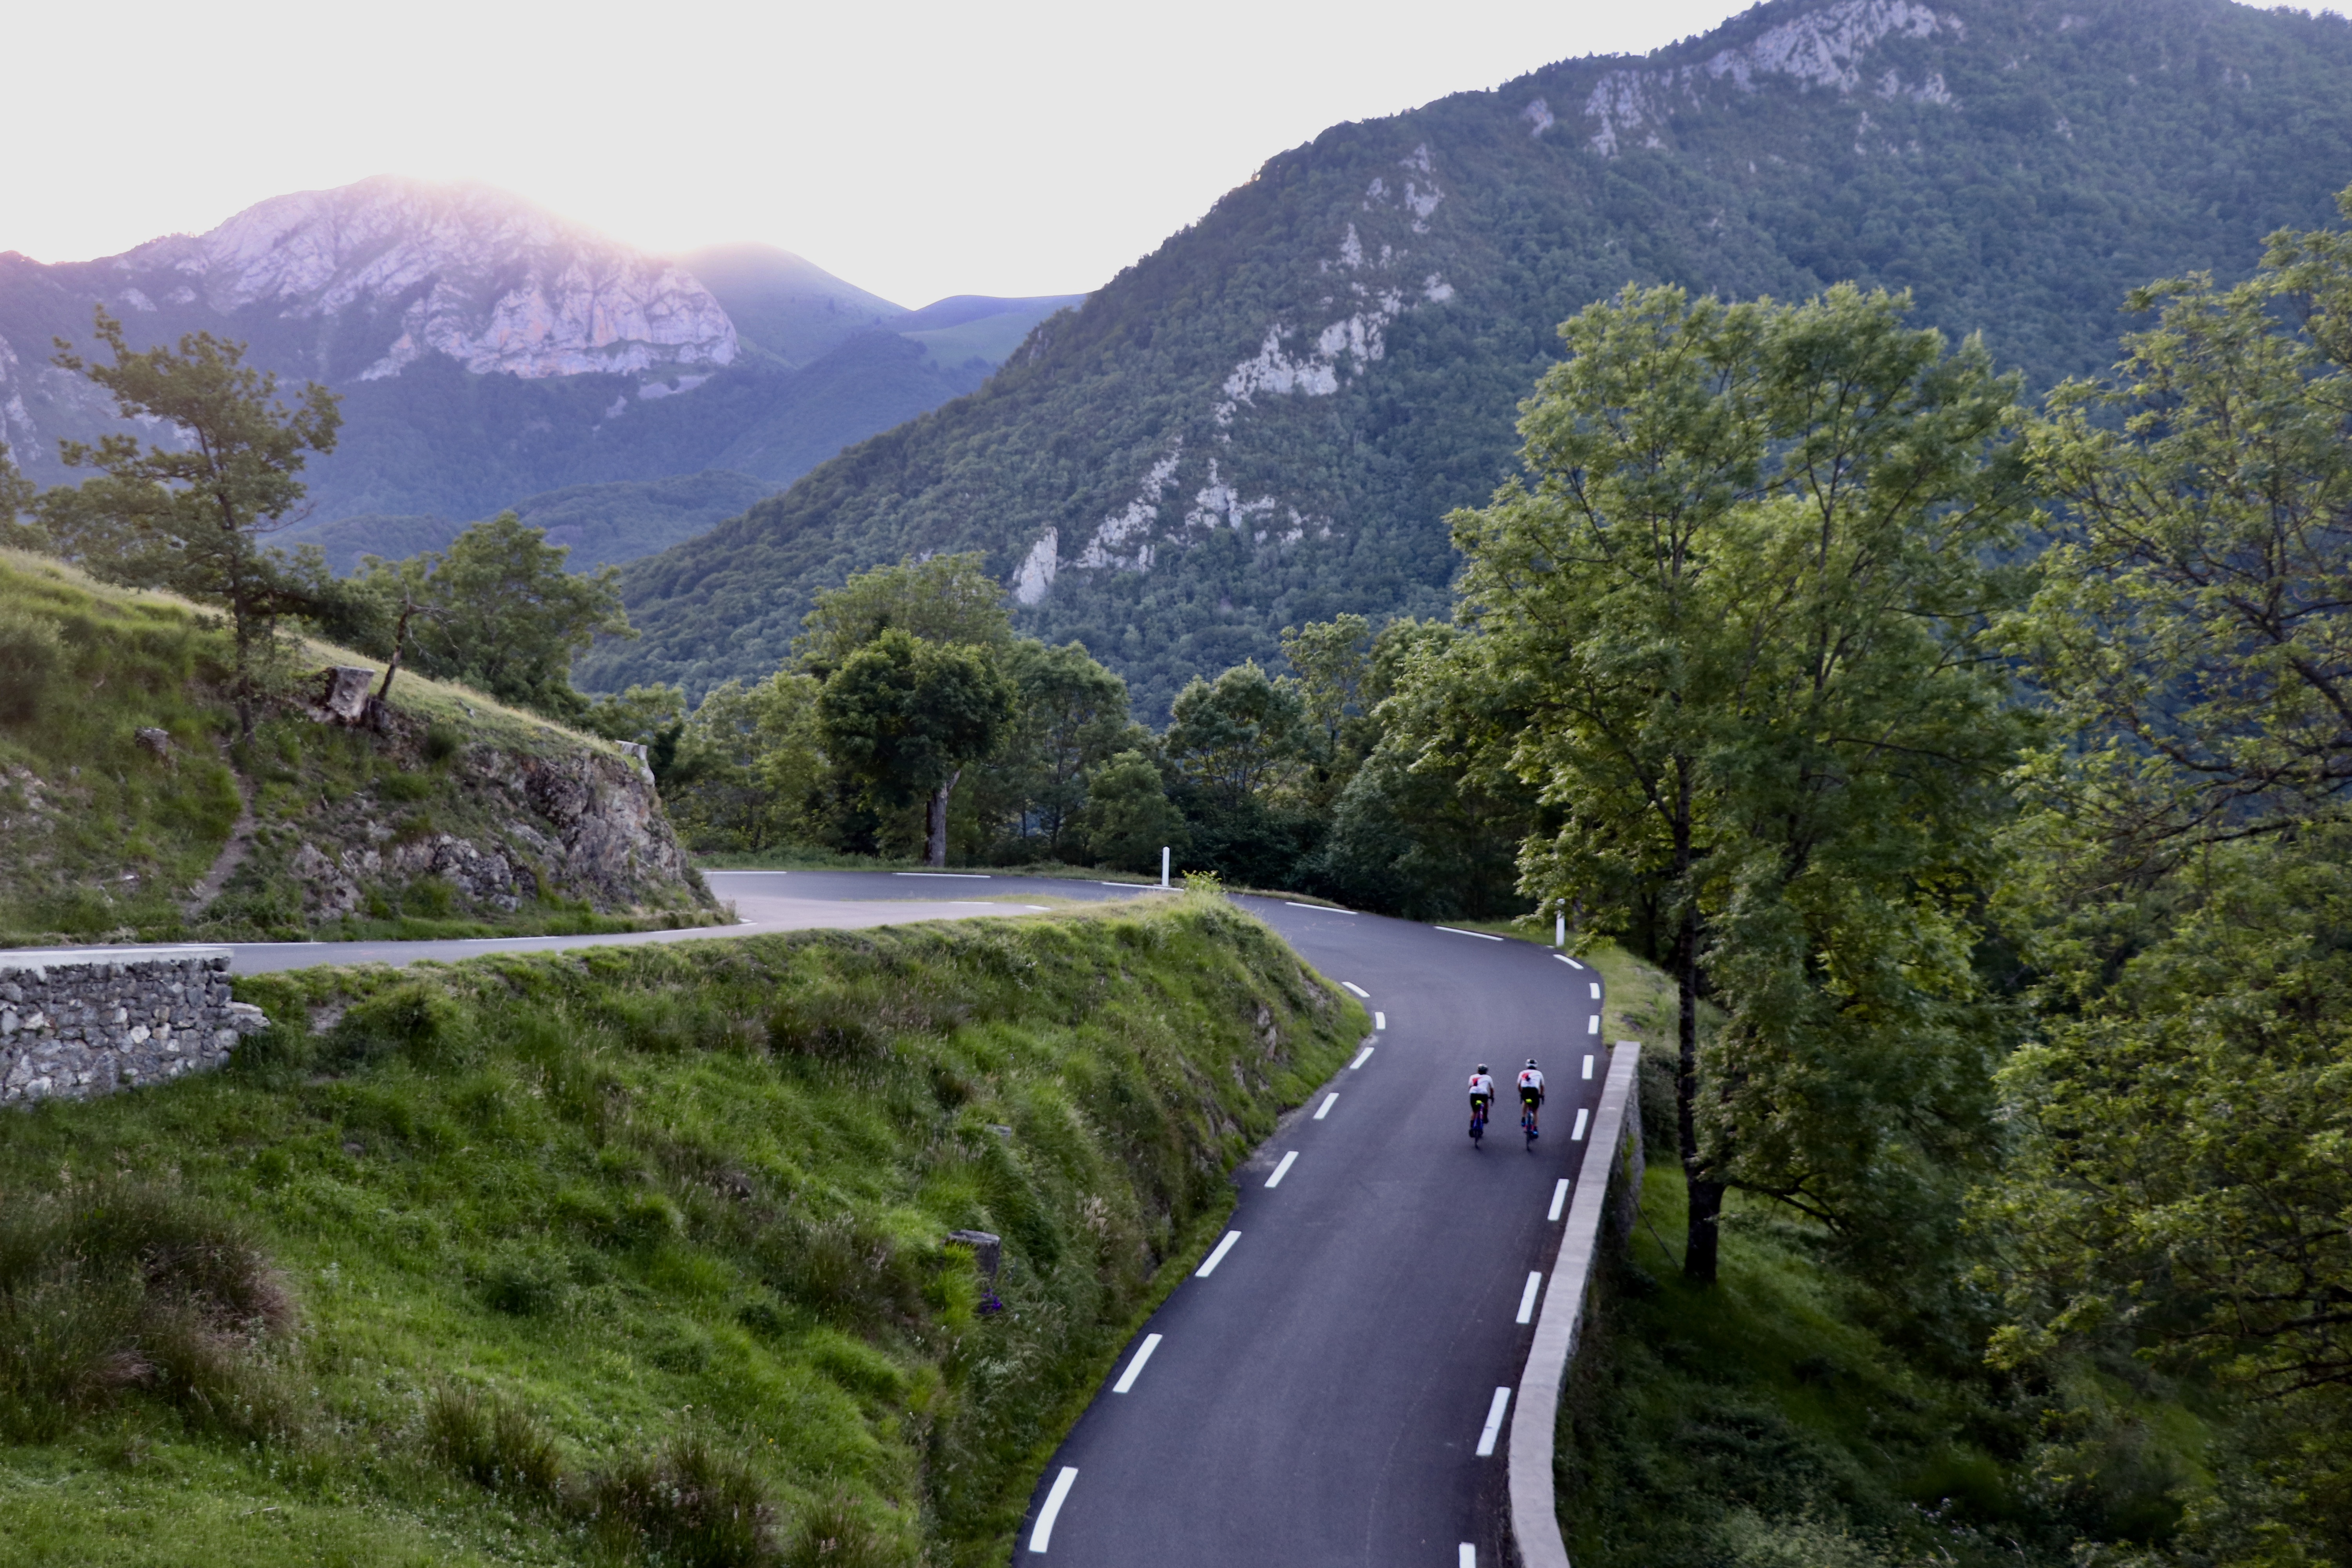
[11,870,1601,1564]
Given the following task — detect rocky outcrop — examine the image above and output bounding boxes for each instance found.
[0,949,267,1106]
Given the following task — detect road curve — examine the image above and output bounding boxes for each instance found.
[1021,896,1602,1567]
[8,870,1601,1562]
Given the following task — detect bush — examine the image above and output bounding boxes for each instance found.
[784,1495,904,1568]
[0,607,62,726]
[583,1434,776,1567]
[424,1383,563,1498]
[0,1183,293,1441]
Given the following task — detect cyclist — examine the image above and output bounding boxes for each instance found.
[1517,1058,1546,1136]
[1467,1063,1497,1140]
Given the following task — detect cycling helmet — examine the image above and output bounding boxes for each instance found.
[1527,1058,1539,1068]
[1476,1063,1489,1074]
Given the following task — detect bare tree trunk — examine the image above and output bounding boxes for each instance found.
[926,768,962,867]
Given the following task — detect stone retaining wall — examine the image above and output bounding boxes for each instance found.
[0,947,269,1105]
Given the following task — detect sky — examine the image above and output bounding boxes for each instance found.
[9,0,1757,307]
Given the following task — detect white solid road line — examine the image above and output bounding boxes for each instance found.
[1284,900,1357,914]
[1266,1151,1299,1187]
[1587,1015,1600,1034]
[1476,1387,1512,1456]
[1374,1010,1386,1030]
[1112,1334,1163,1393]
[897,871,991,878]
[1350,1045,1375,1070]
[1583,1055,1595,1080]
[1517,1271,1543,1324]
[1198,1232,1241,1276]
[1314,1093,1339,1120]
[1341,981,1370,998]
[1549,1178,1570,1221]
[1029,1466,1078,1552]
[1459,1546,1477,1568]
[1572,1108,1591,1142]
[1555,954,1584,970]
[1590,982,1602,1000]
[1436,926,1504,941]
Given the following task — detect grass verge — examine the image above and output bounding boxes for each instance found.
[0,893,1361,1565]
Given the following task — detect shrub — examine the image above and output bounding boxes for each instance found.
[0,607,62,725]
[424,1383,563,1498]
[334,980,470,1066]
[423,721,463,763]
[783,1495,904,1568]
[0,1183,293,1441]
[582,1434,776,1567]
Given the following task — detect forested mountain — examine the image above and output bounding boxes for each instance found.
[588,0,2352,717]
[0,179,1076,559]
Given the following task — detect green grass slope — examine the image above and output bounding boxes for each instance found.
[0,549,710,946]
[588,0,2352,719]
[0,896,1361,1566]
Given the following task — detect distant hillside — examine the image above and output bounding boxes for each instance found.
[584,0,2352,719]
[0,179,1083,563]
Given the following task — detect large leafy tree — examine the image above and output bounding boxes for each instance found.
[793,553,1013,675]
[963,640,1138,861]
[1451,283,2026,1282]
[39,308,341,739]
[1991,191,2352,1560]
[817,629,1014,866]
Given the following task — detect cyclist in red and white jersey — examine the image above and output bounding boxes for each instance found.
[1517,1059,1546,1133]
[1466,1064,1497,1122]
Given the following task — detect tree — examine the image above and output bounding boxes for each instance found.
[659,673,828,851]
[1077,751,1189,873]
[1990,191,2352,1560]
[392,514,632,717]
[0,445,36,551]
[1281,614,1376,812]
[1452,283,2025,1282]
[964,640,1140,860]
[39,308,341,739]
[1162,661,1305,809]
[817,629,1014,866]
[793,554,1014,675]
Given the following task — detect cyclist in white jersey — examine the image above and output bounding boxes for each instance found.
[1466,1064,1497,1127]
[1517,1058,1546,1133]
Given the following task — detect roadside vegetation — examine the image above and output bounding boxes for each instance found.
[0,893,1359,1565]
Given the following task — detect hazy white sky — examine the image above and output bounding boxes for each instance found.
[10,0,1754,307]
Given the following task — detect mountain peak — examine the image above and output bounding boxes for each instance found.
[110,175,738,381]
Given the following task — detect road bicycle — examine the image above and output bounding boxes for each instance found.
[1521,1099,1541,1149]
[1469,1099,1488,1146]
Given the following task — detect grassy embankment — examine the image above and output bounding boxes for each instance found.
[0,893,1361,1566]
[0,548,711,946]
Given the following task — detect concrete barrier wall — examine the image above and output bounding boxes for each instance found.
[1507,1041,1644,1568]
[0,946,268,1105]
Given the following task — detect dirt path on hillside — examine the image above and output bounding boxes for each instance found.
[183,760,256,919]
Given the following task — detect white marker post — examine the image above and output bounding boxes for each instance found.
[1555,912,1565,948]
[1160,846,1170,889]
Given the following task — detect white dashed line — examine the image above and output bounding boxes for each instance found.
[1589,982,1601,1000]
[1555,954,1584,970]
[1587,1015,1599,1034]
[1266,1151,1299,1187]
[1374,1011,1386,1030]
[1517,1271,1543,1323]
[1459,1547,1477,1568]
[1476,1387,1512,1455]
[1436,926,1504,941]
[1112,1334,1163,1393]
[1284,901,1356,914]
[1314,1093,1338,1120]
[1197,1232,1241,1276]
[1582,1055,1595,1080]
[1341,982,1370,998]
[1029,1467,1078,1552]
[898,871,990,878]
[1572,1108,1590,1142]
[1350,1045,1375,1070]
[1548,1178,1570,1221]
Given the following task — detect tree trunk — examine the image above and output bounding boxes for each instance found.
[1670,768,1724,1285]
[377,604,413,702]
[926,768,961,867]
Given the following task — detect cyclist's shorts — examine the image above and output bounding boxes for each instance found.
[1520,1088,1542,1105]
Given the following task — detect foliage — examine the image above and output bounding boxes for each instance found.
[0,900,1359,1563]
[1074,750,1188,874]
[37,307,342,739]
[816,629,1014,866]
[792,554,1013,676]
[1990,189,2352,1565]
[1450,282,2028,1282]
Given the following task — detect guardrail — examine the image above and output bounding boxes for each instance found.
[1507,1040,1644,1568]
